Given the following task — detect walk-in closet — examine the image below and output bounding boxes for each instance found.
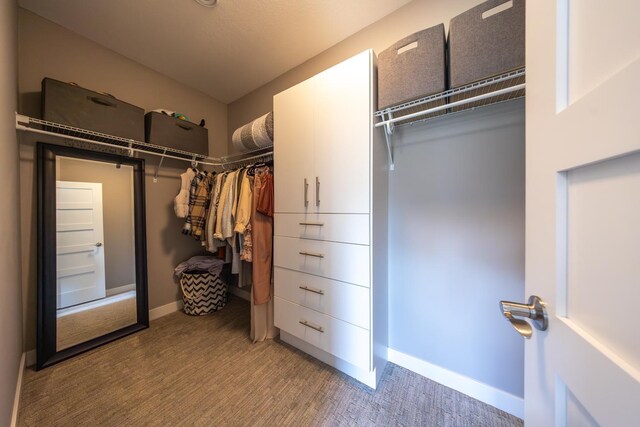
[2,0,638,426]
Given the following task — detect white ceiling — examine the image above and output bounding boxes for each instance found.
[19,0,413,103]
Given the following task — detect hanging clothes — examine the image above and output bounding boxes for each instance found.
[213,171,234,241]
[206,172,228,252]
[251,166,274,305]
[182,171,214,240]
[174,168,196,218]
[235,171,254,262]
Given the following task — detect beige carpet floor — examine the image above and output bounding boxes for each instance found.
[57,294,137,351]
[19,296,523,426]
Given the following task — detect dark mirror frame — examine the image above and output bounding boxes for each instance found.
[37,142,149,370]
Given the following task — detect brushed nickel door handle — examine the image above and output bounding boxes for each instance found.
[95,242,103,247]
[299,222,324,227]
[299,285,325,295]
[299,320,324,333]
[499,295,548,339]
[315,177,320,207]
[304,178,309,207]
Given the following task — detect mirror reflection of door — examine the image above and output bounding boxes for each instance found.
[56,181,106,308]
[54,156,137,351]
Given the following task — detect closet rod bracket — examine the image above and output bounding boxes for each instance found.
[379,110,395,171]
[153,147,168,183]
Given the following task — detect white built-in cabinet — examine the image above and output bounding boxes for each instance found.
[273,49,388,389]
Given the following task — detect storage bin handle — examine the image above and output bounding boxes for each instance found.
[481,0,514,20]
[176,122,193,131]
[88,96,117,108]
[180,280,206,300]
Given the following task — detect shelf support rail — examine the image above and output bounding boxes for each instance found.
[375,83,525,129]
[15,113,272,171]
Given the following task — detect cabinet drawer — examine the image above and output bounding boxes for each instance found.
[274,213,369,245]
[274,237,370,287]
[274,297,370,370]
[274,267,370,329]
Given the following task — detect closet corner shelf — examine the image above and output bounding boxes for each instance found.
[15,113,273,174]
[375,67,525,170]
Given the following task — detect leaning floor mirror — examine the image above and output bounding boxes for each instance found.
[37,142,149,370]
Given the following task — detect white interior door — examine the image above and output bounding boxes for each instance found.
[56,181,106,309]
[526,1,640,425]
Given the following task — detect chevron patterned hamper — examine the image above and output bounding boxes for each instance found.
[180,271,227,315]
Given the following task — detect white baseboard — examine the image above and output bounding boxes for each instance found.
[11,353,26,427]
[149,299,183,321]
[228,285,251,301]
[106,284,136,297]
[387,348,524,419]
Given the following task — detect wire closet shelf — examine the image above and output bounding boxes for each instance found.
[15,113,273,170]
[375,67,525,170]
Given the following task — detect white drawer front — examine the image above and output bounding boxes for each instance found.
[274,213,370,245]
[274,236,370,287]
[274,267,370,329]
[274,297,370,370]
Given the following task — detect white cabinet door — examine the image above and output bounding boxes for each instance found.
[525,1,640,425]
[274,76,316,214]
[314,50,371,214]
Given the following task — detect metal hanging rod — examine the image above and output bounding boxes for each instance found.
[374,68,525,171]
[15,113,272,169]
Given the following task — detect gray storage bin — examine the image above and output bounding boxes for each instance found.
[378,24,446,110]
[144,112,209,156]
[448,0,525,88]
[41,78,145,141]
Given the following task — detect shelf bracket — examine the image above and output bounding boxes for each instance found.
[380,110,395,171]
[153,147,168,183]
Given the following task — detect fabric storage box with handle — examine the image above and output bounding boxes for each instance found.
[377,24,446,110]
[41,78,145,140]
[145,112,209,156]
[180,270,227,315]
[448,0,525,88]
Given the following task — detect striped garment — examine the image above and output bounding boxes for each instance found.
[182,171,214,240]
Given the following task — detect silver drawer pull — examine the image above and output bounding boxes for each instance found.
[299,285,324,295]
[299,320,324,333]
[299,251,324,258]
[299,222,324,227]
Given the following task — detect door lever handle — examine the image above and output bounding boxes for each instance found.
[499,295,548,339]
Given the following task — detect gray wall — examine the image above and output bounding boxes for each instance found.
[227,0,525,398]
[18,8,228,352]
[389,100,525,396]
[0,0,22,425]
[59,157,136,290]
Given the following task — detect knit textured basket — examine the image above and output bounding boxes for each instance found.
[180,271,227,315]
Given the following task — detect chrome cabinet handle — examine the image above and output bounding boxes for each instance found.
[315,177,320,207]
[299,285,324,295]
[299,222,324,227]
[304,178,309,207]
[499,295,548,339]
[299,251,324,258]
[299,320,324,333]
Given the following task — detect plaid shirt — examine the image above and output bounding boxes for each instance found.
[182,171,214,240]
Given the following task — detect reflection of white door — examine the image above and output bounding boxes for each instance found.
[56,181,106,309]
[526,1,640,425]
